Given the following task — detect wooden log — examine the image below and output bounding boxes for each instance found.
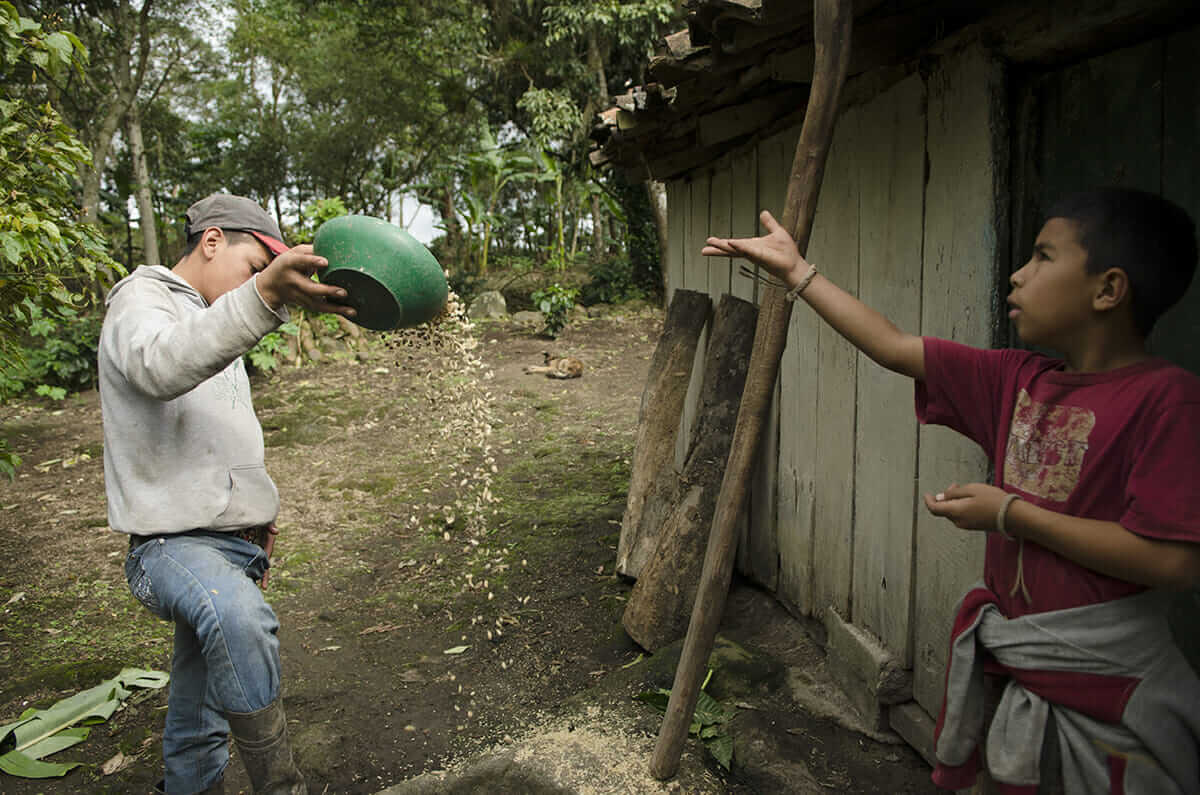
[622,294,758,651]
[617,289,713,579]
[650,0,853,780]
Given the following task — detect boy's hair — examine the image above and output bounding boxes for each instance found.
[178,229,262,260]
[1047,188,1198,337]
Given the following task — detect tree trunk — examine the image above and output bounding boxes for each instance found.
[646,181,669,300]
[617,289,712,579]
[81,0,146,226]
[622,294,758,652]
[591,193,605,256]
[587,31,608,254]
[127,103,160,266]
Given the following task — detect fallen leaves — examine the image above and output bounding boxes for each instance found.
[359,623,403,636]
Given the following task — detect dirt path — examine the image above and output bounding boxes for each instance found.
[0,309,678,793]
[0,306,937,794]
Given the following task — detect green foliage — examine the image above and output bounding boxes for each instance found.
[440,130,539,275]
[0,436,18,481]
[532,283,578,338]
[226,0,487,215]
[245,321,298,374]
[609,169,662,298]
[543,0,675,49]
[517,87,580,142]
[0,304,103,401]
[34,384,66,400]
[636,669,733,770]
[0,2,121,358]
[579,255,645,305]
[294,197,349,244]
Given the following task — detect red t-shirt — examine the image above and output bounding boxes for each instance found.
[916,337,1200,618]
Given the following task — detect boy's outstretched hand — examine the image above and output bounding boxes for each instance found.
[923,483,1010,532]
[702,210,812,286]
[255,244,357,319]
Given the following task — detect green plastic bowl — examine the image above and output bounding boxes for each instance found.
[313,215,448,331]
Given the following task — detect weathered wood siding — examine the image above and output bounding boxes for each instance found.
[662,46,1002,721]
[911,48,1002,712]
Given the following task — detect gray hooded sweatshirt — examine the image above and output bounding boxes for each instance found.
[100,265,288,535]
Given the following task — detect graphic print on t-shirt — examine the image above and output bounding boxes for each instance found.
[1003,389,1095,503]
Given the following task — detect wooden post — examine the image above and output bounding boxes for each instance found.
[618,289,712,579]
[622,294,759,650]
[649,0,854,780]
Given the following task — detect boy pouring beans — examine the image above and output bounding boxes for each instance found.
[102,194,356,794]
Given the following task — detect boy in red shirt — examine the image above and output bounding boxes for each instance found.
[703,188,1200,793]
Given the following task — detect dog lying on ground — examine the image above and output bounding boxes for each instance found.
[523,352,583,379]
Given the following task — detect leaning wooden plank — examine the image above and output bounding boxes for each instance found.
[617,289,713,579]
[622,294,759,651]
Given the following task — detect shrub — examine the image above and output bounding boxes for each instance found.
[245,322,299,374]
[531,284,579,338]
[0,437,18,481]
[579,254,645,306]
[0,304,103,400]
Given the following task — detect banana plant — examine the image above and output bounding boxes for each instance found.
[533,148,567,270]
[458,130,538,275]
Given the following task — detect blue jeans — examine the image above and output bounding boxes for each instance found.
[125,531,280,794]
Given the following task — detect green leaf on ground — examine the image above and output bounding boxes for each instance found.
[634,669,733,772]
[0,667,168,779]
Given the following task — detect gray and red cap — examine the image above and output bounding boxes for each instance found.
[184,193,289,256]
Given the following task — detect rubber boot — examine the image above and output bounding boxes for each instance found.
[226,700,306,794]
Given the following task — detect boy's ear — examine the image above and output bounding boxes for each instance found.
[198,226,225,259]
[1093,267,1131,313]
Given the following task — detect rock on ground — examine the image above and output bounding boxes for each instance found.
[467,290,507,319]
[511,310,543,326]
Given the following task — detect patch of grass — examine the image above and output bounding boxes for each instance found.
[0,579,172,700]
[263,411,332,447]
[488,441,631,570]
[0,660,125,706]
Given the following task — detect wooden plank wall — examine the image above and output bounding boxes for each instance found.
[659,44,1001,721]
[763,130,818,612]
[664,181,686,307]
[910,48,999,713]
[850,73,925,663]
[808,105,861,621]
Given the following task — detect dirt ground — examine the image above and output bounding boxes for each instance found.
[0,306,937,794]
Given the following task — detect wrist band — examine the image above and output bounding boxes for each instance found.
[784,264,819,302]
[996,493,1021,540]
